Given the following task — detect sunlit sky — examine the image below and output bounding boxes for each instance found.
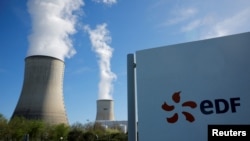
[1,0,250,125]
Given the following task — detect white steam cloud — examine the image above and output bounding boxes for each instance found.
[27,0,84,61]
[84,23,117,100]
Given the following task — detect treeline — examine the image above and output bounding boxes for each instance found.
[0,113,127,141]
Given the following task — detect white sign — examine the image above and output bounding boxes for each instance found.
[135,32,250,141]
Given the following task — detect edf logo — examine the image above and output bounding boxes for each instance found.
[200,97,240,115]
[162,91,241,123]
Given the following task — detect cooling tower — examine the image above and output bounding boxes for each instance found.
[11,55,68,125]
[96,99,115,121]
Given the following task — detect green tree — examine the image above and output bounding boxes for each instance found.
[83,131,97,141]
[50,123,70,140]
[8,116,29,140]
[0,113,128,141]
[68,129,84,141]
[68,122,85,141]
[0,113,8,140]
[26,119,45,140]
[71,122,85,131]
[110,132,128,141]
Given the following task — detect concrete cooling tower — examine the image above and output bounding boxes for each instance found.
[96,99,115,121]
[11,55,68,125]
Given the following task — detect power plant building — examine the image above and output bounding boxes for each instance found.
[95,99,127,133]
[95,99,115,121]
[11,55,68,125]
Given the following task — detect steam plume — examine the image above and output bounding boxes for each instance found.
[84,23,117,100]
[26,0,84,61]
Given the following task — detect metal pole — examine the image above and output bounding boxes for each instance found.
[127,54,137,141]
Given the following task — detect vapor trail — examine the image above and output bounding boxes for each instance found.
[27,0,84,61]
[84,23,117,100]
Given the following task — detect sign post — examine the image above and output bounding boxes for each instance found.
[134,32,250,141]
[127,54,137,141]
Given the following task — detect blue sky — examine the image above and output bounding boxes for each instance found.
[0,0,250,125]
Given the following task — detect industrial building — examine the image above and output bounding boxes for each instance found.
[95,99,115,121]
[11,55,68,125]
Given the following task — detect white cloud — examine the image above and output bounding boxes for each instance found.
[181,19,201,32]
[92,0,117,5]
[156,1,250,41]
[180,15,214,32]
[200,8,250,39]
[164,7,197,26]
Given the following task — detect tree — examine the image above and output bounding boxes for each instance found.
[0,113,8,140]
[49,123,70,140]
[68,129,84,141]
[68,122,85,141]
[26,119,45,140]
[110,132,128,141]
[0,113,128,140]
[83,131,97,141]
[8,116,30,140]
[71,122,85,131]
